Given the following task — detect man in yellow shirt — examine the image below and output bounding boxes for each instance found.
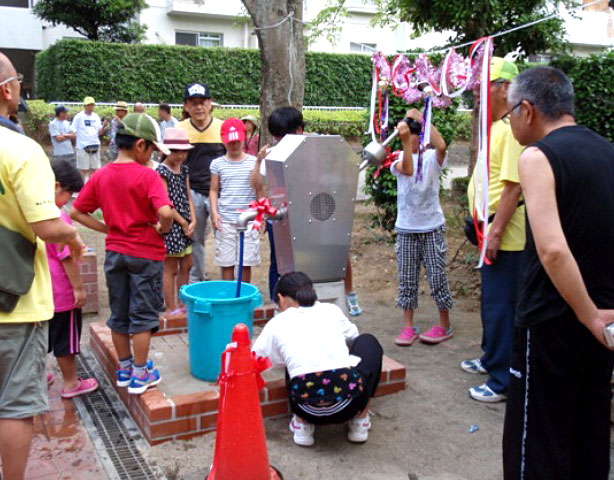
[177,83,225,283]
[0,53,83,480]
[462,57,526,403]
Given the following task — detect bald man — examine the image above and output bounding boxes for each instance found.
[133,102,146,113]
[0,53,22,133]
[0,53,84,480]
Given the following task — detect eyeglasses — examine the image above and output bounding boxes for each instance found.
[502,101,524,122]
[0,73,24,87]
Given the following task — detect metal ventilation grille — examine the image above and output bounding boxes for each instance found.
[310,192,336,221]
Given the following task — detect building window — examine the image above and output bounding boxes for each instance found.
[175,31,223,47]
[350,42,376,54]
[0,0,29,7]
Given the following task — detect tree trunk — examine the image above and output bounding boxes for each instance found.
[468,102,479,177]
[241,0,305,146]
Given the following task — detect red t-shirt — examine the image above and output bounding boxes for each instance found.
[74,162,173,261]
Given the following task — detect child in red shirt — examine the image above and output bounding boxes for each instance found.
[72,113,173,395]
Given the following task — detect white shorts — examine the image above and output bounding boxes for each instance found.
[76,148,101,170]
[214,220,261,267]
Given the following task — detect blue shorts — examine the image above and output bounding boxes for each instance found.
[104,251,163,335]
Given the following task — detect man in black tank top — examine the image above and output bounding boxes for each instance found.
[501,66,614,479]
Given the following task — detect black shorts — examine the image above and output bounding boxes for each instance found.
[104,251,163,335]
[288,334,383,426]
[48,308,82,357]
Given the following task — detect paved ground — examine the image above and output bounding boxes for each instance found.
[3,366,106,480]
[17,140,614,479]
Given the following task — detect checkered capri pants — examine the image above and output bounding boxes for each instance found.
[395,225,454,311]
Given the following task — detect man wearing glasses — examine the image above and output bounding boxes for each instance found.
[462,57,526,403]
[0,71,23,133]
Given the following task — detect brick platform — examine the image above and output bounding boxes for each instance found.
[80,250,99,314]
[156,304,277,336]
[91,322,406,445]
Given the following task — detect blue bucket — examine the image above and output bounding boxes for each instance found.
[179,281,263,382]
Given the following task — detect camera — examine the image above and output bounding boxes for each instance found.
[402,117,422,134]
[604,323,614,347]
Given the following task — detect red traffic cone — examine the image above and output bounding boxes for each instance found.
[208,323,283,480]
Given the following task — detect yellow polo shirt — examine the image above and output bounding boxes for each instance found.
[468,120,526,251]
[0,127,60,323]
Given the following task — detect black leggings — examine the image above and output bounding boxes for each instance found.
[287,333,383,425]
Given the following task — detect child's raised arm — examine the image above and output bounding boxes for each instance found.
[396,120,414,176]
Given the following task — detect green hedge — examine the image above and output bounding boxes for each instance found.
[36,40,373,107]
[21,100,367,145]
[551,52,614,142]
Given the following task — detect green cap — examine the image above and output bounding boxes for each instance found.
[491,57,519,82]
[117,113,170,155]
[83,96,96,106]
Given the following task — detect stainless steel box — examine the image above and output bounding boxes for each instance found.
[265,135,359,283]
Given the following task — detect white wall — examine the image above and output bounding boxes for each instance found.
[141,0,255,48]
[0,3,82,52]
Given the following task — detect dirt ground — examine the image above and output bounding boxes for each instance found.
[79,185,514,480]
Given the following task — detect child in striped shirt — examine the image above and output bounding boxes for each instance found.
[209,118,260,282]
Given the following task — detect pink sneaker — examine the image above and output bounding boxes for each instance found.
[395,327,419,346]
[61,378,99,399]
[419,325,453,344]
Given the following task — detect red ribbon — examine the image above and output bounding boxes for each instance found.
[252,353,273,390]
[249,197,278,231]
[373,149,400,179]
[217,350,273,391]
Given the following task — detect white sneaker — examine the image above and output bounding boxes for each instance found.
[469,383,507,403]
[289,415,314,446]
[348,414,371,443]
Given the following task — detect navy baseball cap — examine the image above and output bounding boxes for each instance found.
[184,82,211,100]
[55,105,70,116]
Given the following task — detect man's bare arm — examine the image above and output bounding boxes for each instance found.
[519,147,614,349]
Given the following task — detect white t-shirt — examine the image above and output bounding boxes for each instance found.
[160,117,179,140]
[210,154,257,222]
[252,302,360,379]
[48,118,74,156]
[71,111,102,149]
[391,149,447,233]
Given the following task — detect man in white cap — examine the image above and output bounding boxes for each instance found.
[71,96,108,180]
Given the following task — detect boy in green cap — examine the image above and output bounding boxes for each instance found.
[72,113,173,394]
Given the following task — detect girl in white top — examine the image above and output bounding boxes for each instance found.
[391,109,454,347]
[252,272,383,447]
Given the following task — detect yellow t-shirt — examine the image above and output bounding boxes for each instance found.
[0,127,60,323]
[468,120,526,251]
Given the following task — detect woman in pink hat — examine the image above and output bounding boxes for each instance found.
[156,128,196,318]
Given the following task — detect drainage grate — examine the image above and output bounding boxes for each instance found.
[75,353,164,480]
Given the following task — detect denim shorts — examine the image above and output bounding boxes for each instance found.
[104,251,163,335]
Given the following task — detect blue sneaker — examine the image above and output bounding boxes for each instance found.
[346,293,363,317]
[128,369,161,395]
[468,383,506,403]
[117,368,132,387]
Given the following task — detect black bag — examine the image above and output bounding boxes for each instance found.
[0,225,36,312]
[464,201,525,246]
[84,144,99,154]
